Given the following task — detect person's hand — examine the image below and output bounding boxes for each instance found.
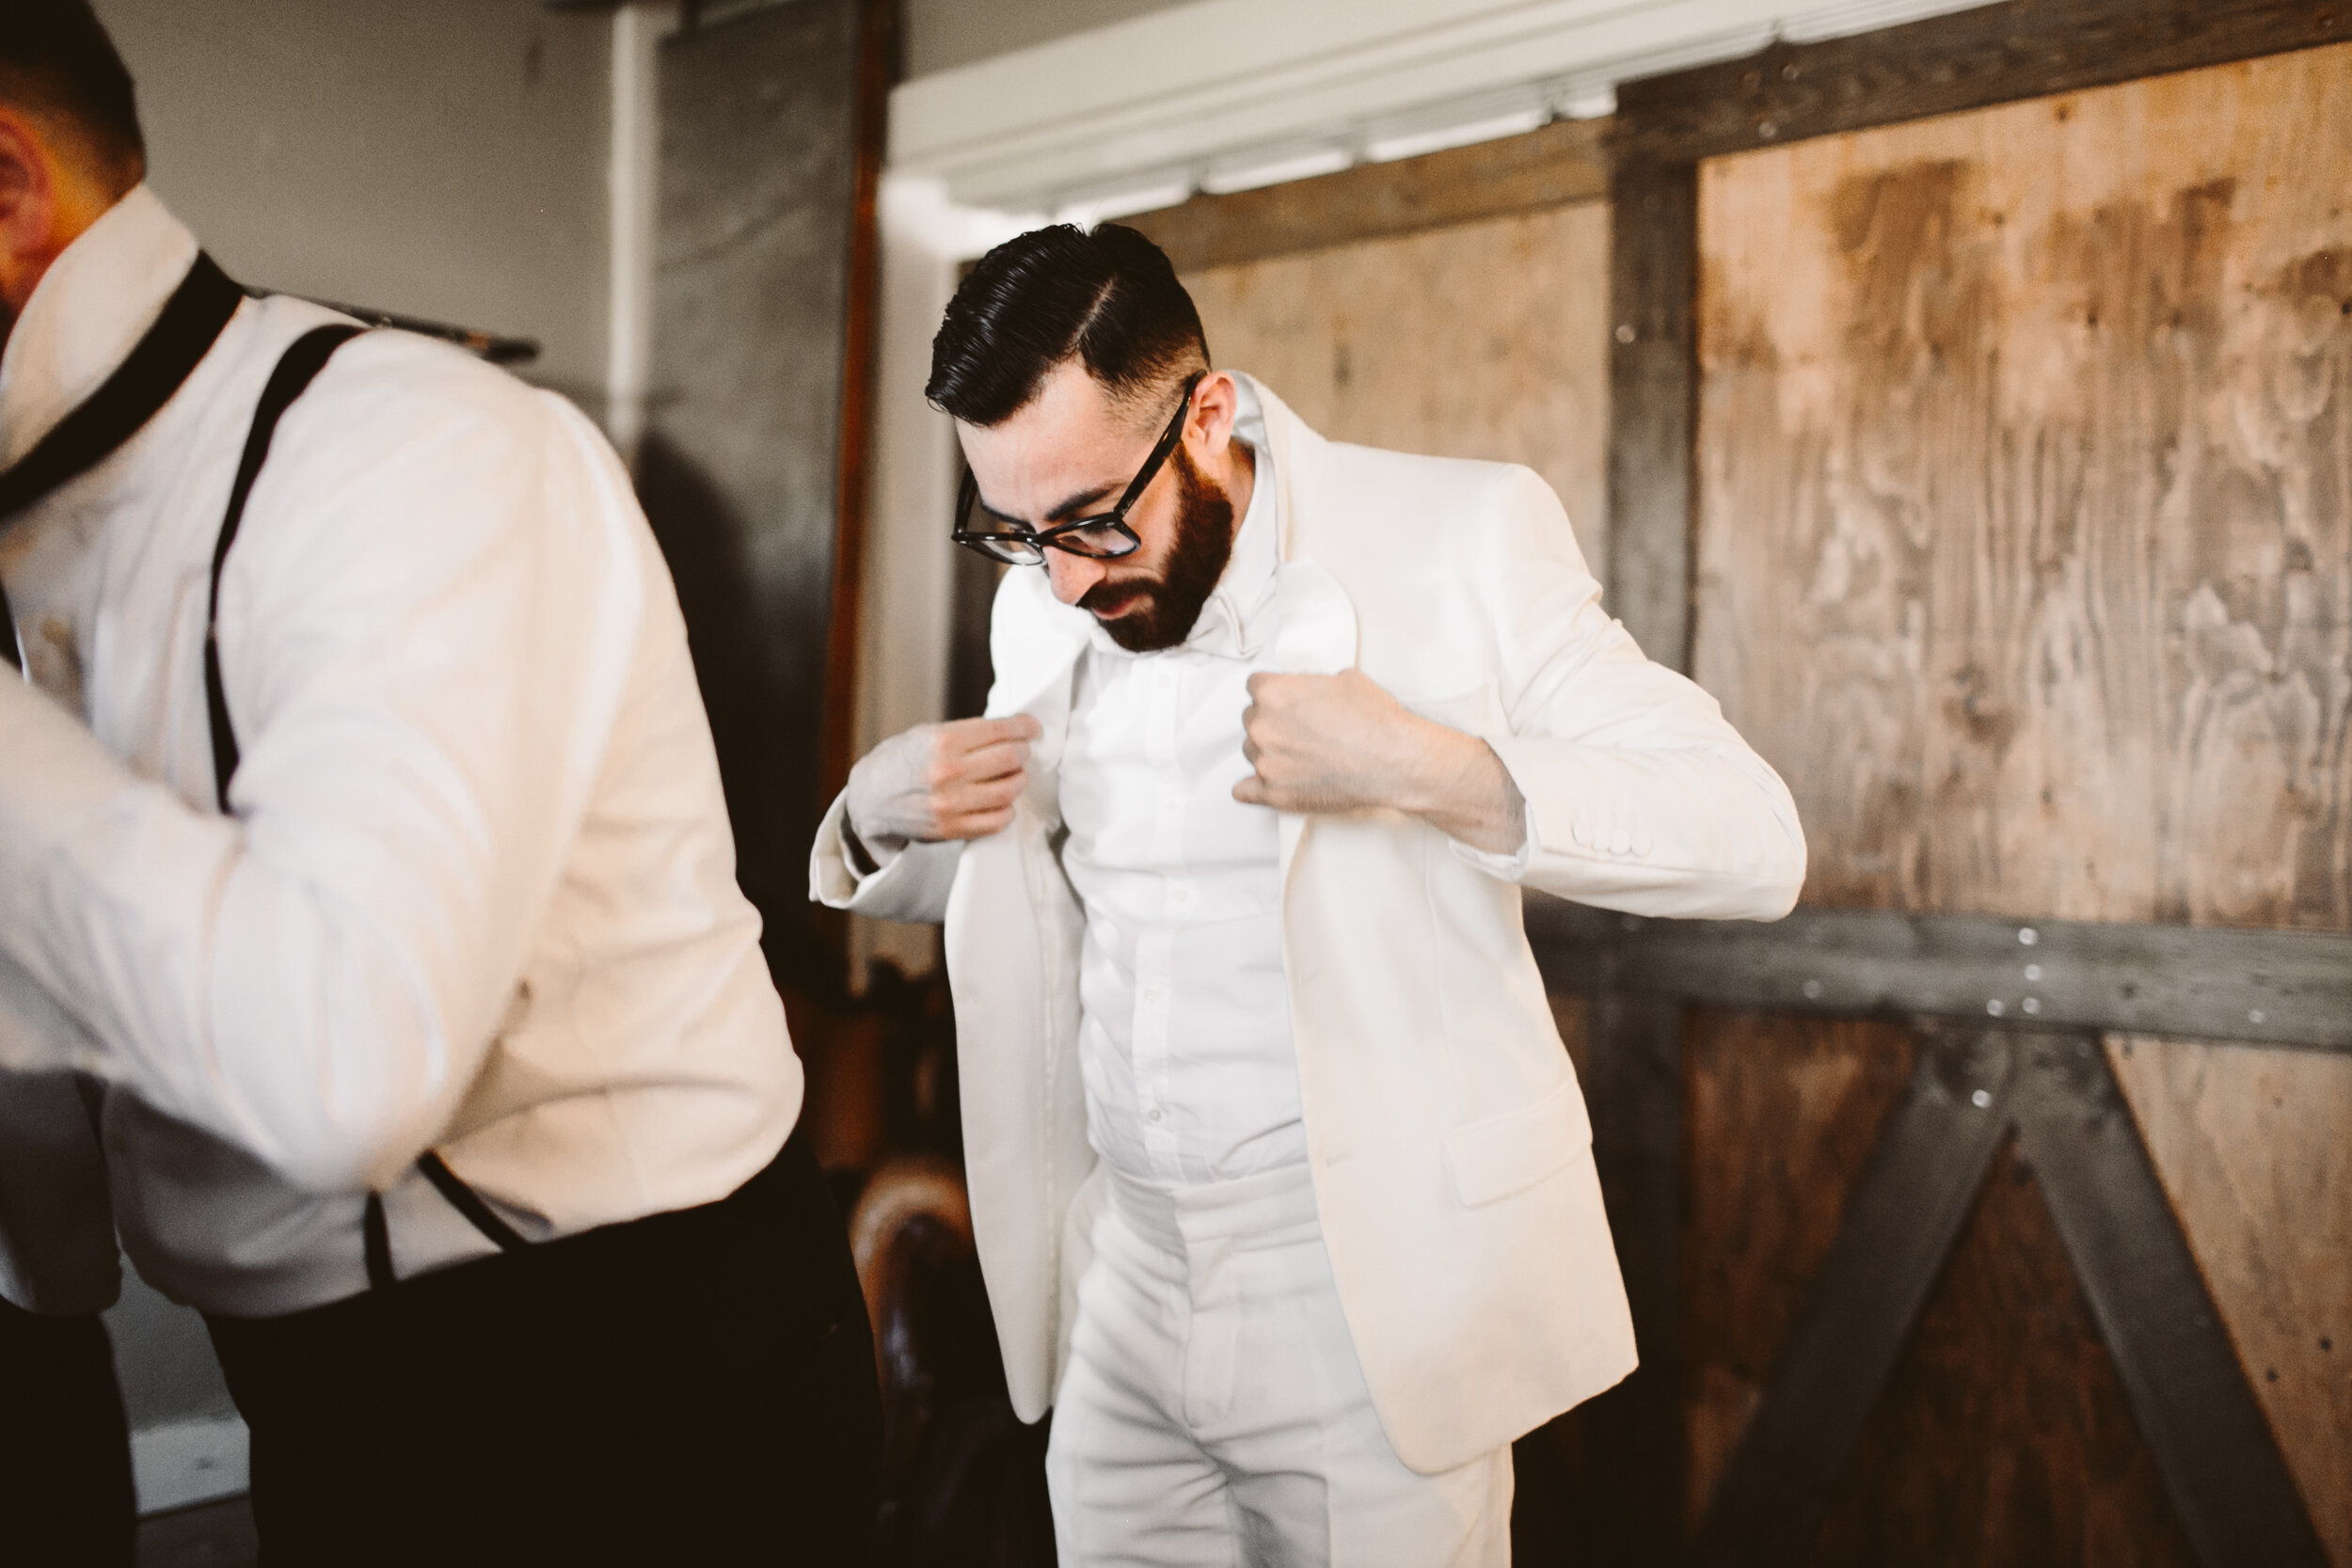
[846,715,1043,856]
[1234,671,1526,854]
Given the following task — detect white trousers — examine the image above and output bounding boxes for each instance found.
[1045,1163,1512,1567]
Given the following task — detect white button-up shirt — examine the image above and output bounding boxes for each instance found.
[0,188,799,1315]
[1058,389,1308,1186]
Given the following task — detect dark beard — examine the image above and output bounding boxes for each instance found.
[1078,441,1235,653]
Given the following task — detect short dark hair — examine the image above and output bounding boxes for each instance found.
[927,223,1209,427]
[0,1,145,182]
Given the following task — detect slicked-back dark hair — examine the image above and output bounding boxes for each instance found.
[928,223,1209,427]
[0,0,145,182]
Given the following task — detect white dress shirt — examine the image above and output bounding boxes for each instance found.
[1058,390,1306,1186]
[0,187,800,1315]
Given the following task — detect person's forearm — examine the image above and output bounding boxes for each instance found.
[0,680,479,1190]
[1392,720,1528,856]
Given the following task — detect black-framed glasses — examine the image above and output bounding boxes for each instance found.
[952,372,1205,566]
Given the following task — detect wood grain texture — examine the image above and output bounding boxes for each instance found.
[1610,160,1700,671]
[1695,45,2352,931]
[1184,202,1612,584]
[2011,1034,2328,1567]
[1684,1012,1918,1530]
[1809,1140,2202,1567]
[1124,117,1610,275]
[1690,48,2352,1559]
[1614,0,2350,166]
[1526,898,2352,1052]
[2108,1034,2352,1565]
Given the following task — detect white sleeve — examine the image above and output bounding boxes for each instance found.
[1468,467,1806,920]
[808,786,965,925]
[0,371,644,1193]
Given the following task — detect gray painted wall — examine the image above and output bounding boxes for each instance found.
[902,0,1192,78]
[93,0,612,410]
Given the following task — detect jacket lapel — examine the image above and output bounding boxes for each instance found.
[979,376,1363,877]
[1267,556,1358,882]
[1247,374,1359,884]
[983,566,1090,796]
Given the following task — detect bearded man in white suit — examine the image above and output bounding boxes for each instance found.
[814,222,1805,1565]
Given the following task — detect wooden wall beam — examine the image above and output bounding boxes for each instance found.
[1528,899,2352,1053]
[1693,1028,2328,1565]
[1692,1028,2018,1565]
[1120,116,1609,275]
[1613,0,2349,166]
[1604,156,1697,673]
[2014,1035,2331,1568]
[1580,990,1688,1564]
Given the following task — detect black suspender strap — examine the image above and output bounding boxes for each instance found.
[203,324,362,811]
[363,1191,396,1292]
[0,253,246,675]
[209,325,534,1292]
[416,1152,532,1252]
[0,253,245,520]
[363,1154,533,1292]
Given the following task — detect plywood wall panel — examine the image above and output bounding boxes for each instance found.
[1183,202,1613,585]
[1693,44,2352,931]
[1692,45,2352,1556]
[2107,1033,2352,1565]
[1811,1141,2202,1566]
[1683,1011,1917,1528]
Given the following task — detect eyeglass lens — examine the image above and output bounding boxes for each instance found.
[959,487,1136,562]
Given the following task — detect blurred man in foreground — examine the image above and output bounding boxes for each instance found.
[0,6,876,1560]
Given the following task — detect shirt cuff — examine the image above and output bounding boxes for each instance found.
[1448,816,1535,882]
[839,815,904,883]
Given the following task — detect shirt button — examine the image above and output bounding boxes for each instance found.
[1148,1109,1164,1123]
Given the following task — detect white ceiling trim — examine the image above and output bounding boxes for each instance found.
[889,0,1997,213]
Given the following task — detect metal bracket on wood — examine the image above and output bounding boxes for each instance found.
[1690,1026,2328,1567]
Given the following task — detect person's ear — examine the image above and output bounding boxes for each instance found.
[0,107,63,314]
[1186,370,1241,462]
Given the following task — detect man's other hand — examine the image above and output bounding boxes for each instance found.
[1234,671,1527,856]
[846,715,1043,855]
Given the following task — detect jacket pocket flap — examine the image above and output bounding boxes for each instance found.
[1445,1080,1590,1208]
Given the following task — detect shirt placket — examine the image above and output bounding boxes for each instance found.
[1134,657,1184,1179]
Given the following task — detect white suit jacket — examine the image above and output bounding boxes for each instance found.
[813,378,1804,1473]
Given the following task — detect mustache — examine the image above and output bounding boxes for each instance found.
[1078,578,1152,616]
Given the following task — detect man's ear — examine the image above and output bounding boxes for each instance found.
[1186,369,1242,461]
[0,106,63,317]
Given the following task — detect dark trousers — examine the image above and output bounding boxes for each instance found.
[207,1132,881,1567]
[0,1298,137,1567]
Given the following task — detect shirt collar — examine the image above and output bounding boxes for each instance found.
[1088,373,1278,661]
[0,185,200,472]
